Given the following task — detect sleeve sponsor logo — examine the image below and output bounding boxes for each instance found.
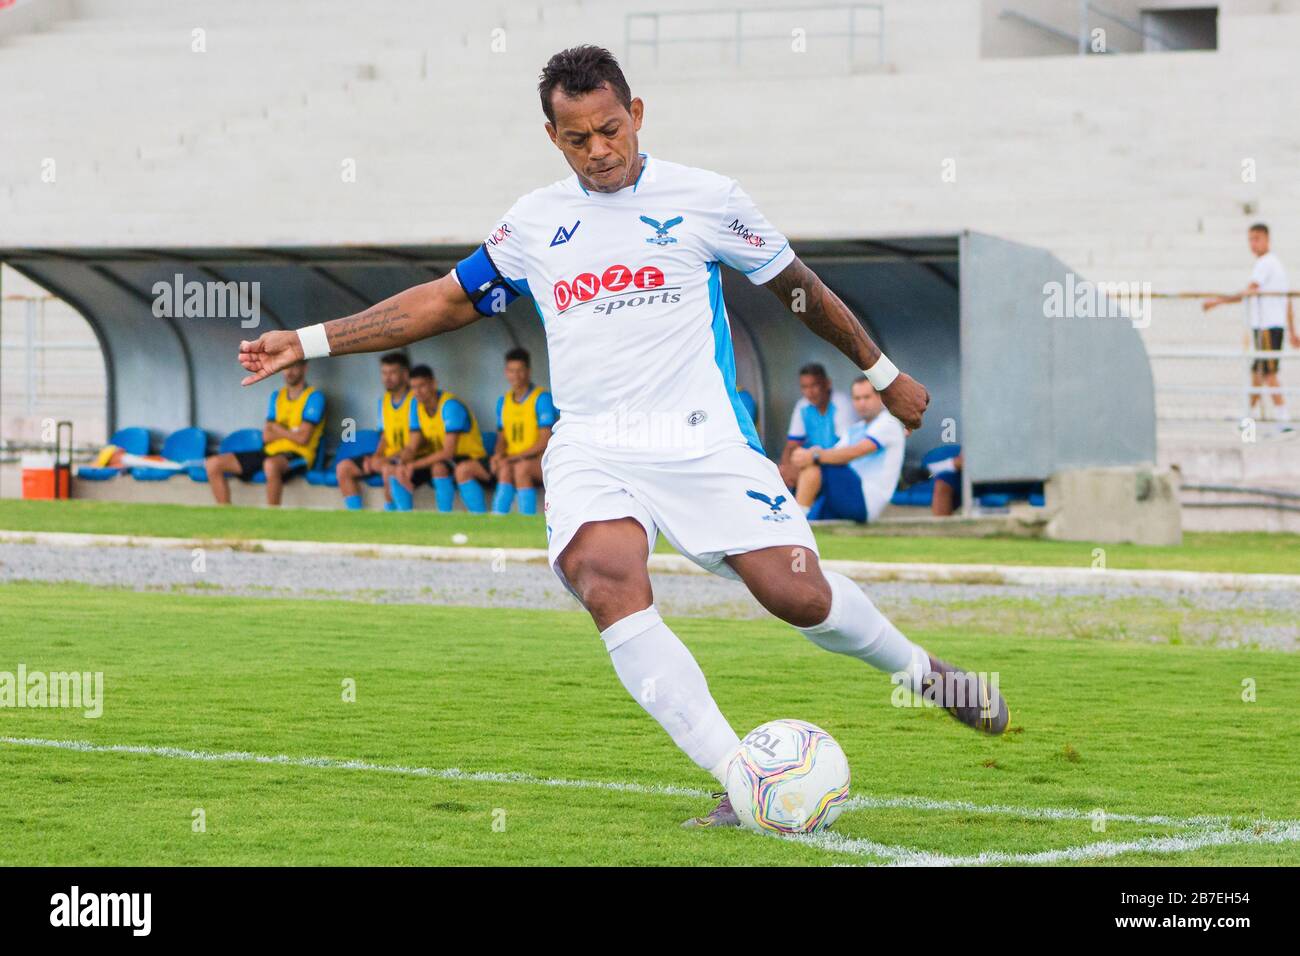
[726,219,766,249]
[487,223,513,247]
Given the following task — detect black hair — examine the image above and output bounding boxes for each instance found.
[380,352,410,370]
[799,363,829,380]
[538,45,632,124]
[505,347,531,367]
[1249,222,1270,236]
[410,364,434,380]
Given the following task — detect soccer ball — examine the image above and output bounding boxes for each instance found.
[725,719,850,834]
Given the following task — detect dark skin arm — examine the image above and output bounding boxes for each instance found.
[239,275,482,385]
[763,257,930,430]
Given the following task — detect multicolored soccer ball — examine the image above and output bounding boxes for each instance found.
[725,719,851,834]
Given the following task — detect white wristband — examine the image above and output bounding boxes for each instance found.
[863,354,899,390]
[297,323,331,360]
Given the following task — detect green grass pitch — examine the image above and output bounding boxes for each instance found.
[1,582,1295,866]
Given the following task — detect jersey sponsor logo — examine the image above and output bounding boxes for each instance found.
[552,264,668,313]
[487,223,513,247]
[639,214,684,246]
[550,220,581,247]
[746,488,792,522]
[726,218,766,249]
[686,409,708,426]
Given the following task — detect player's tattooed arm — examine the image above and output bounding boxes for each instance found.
[763,256,930,430]
[764,257,882,369]
[239,274,481,385]
[322,276,481,354]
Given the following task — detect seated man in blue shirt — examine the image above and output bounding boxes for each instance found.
[778,362,854,490]
[789,376,906,523]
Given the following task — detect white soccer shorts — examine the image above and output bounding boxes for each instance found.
[541,439,819,601]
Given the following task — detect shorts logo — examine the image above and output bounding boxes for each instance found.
[640,214,683,246]
[726,219,766,249]
[746,489,792,522]
[686,409,708,426]
[552,264,668,313]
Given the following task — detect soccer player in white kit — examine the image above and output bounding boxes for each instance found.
[238,46,1010,827]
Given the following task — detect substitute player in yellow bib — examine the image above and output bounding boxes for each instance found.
[336,352,413,510]
[490,347,556,515]
[390,364,490,512]
[204,363,326,506]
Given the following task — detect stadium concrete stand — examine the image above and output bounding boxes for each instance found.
[2,0,1298,528]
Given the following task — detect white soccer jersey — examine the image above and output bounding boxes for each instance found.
[469,154,795,460]
[1248,252,1288,330]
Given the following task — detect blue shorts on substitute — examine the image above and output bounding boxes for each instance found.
[807,464,867,523]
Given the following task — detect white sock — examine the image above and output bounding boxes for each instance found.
[1275,403,1290,423]
[601,606,741,784]
[796,571,929,691]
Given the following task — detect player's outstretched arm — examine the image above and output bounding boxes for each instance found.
[238,274,481,386]
[763,256,930,430]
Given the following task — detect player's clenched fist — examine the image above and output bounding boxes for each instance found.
[880,372,929,431]
[239,330,306,386]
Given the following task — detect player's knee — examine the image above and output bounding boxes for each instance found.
[511,460,530,485]
[205,455,223,477]
[769,573,832,628]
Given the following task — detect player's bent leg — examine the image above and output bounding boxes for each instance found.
[491,459,516,514]
[794,463,822,511]
[559,519,742,812]
[513,458,542,514]
[205,452,241,505]
[430,461,456,512]
[727,547,1009,735]
[557,518,654,629]
[263,454,291,507]
[336,457,363,509]
[455,458,490,514]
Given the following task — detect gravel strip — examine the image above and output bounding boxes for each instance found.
[1,542,1295,650]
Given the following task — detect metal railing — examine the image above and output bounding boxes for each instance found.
[625,4,884,71]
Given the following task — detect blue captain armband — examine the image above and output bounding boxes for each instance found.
[455,244,521,316]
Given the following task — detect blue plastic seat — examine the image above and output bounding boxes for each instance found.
[308,429,381,488]
[131,427,207,481]
[79,426,153,481]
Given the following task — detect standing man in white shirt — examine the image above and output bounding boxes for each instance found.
[235,45,1010,829]
[789,376,906,523]
[1204,223,1298,424]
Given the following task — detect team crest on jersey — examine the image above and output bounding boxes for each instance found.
[639,214,683,245]
[746,489,792,522]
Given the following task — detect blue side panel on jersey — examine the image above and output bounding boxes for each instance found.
[706,263,765,455]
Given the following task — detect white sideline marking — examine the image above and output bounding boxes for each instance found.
[0,736,712,800]
[799,823,1300,867]
[6,735,1295,866]
[4,528,1299,592]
